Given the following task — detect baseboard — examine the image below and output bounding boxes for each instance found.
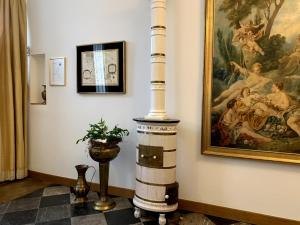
[28,170,134,198]
[178,199,299,225]
[28,170,299,225]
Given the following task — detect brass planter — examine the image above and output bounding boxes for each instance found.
[89,140,120,211]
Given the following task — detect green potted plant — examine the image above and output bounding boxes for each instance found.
[76,118,129,211]
[76,118,129,148]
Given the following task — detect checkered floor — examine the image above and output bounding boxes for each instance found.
[0,185,252,225]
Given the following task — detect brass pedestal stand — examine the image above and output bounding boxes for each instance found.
[89,143,120,211]
[94,162,115,211]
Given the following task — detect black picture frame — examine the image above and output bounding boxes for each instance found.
[77,41,126,93]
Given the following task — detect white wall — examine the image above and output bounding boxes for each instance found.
[28,0,300,221]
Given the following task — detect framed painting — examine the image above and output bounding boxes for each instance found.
[202,0,300,164]
[77,41,126,93]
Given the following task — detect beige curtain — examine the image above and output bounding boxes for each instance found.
[0,0,28,181]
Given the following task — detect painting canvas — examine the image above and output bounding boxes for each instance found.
[202,0,300,163]
[81,49,119,87]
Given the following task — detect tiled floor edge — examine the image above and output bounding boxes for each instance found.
[28,170,299,225]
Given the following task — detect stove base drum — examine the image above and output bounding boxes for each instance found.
[133,118,179,225]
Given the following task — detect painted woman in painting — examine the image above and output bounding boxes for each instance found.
[279,35,300,76]
[218,99,272,146]
[242,82,290,131]
[213,62,272,112]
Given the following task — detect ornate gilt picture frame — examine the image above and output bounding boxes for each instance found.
[202,0,300,164]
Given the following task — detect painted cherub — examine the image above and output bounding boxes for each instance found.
[232,20,265,55]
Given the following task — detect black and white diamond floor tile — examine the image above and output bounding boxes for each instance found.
[0,185,252,225]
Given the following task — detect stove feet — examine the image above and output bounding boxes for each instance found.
[134,207,141,218]
[159,213,166,225]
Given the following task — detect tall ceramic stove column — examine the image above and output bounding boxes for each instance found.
[145,0,167,120]
[133,1,180,225]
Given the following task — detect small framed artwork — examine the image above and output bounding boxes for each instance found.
[77,41,126,93]
[202,0,300,164]
[49,57,66,86]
